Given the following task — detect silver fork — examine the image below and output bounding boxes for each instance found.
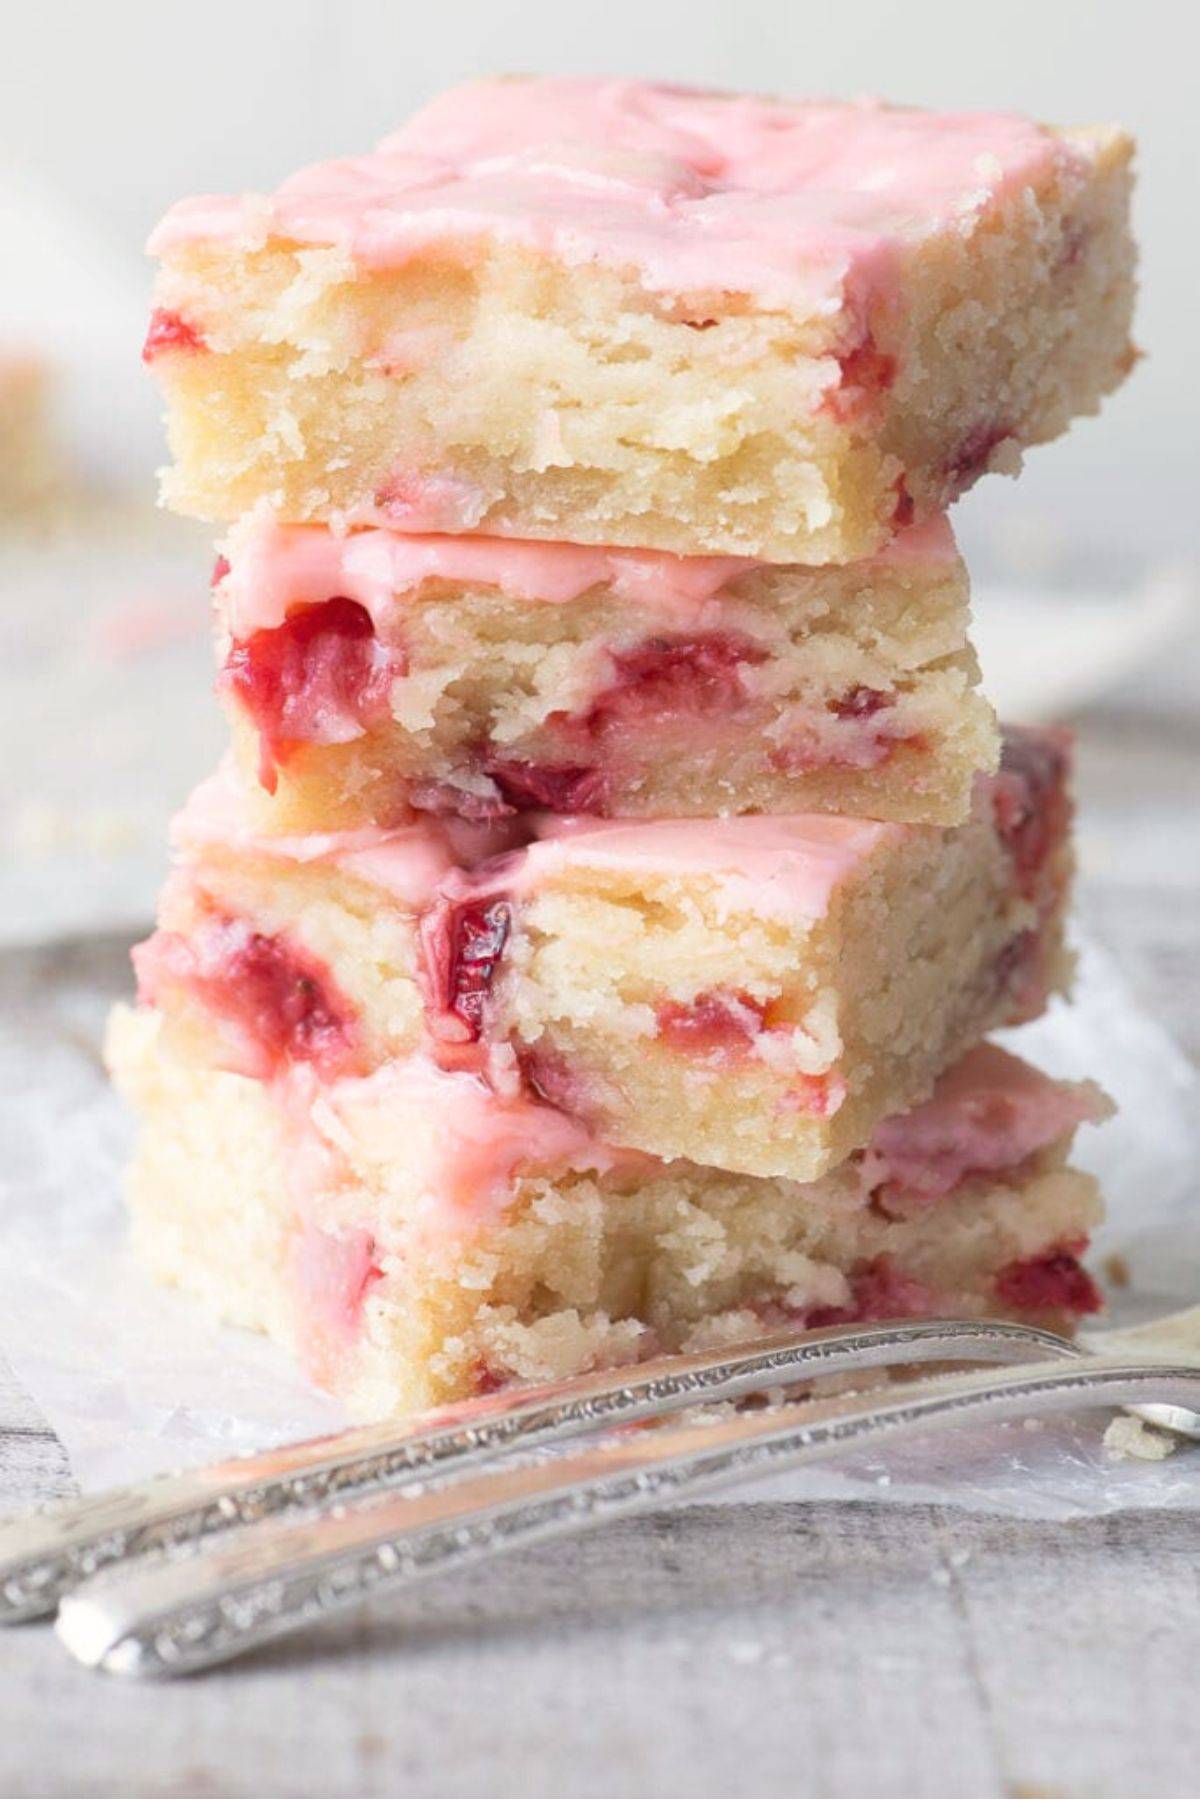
[53,1351,1200,1678]
[0,1303,1195,1674]
[0,1315,1078,1624]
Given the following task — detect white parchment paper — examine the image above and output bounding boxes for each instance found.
[0,931,1196,1516]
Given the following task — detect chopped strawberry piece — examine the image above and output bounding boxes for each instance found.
[142,308,206,363]
[221,597,404,792]
[831,685,892,721]
[134,916,360,1081]
[583,633,765,733]
[791,1071,847,1118]
[472,1359,510,1397]
[484,759,608,815]
[211,554,231,587]
[994,1247,1102,1316]
[656,989,769,1059]
[991,726,1073,901]
[945,421,1011,493]
[420,895,512,1042]
[891,479,916,527]
[807,1256,933,1328]
[837,335,897,394]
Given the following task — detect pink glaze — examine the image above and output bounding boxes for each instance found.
[861,1042,1107,1212]
[173,762,517,908]
[173,763,895,926]
[516,811,900,924]
[293,1222,383,1350]
[150,78,1086,321]
[323,1055,614,1236]
[215,514,955,639]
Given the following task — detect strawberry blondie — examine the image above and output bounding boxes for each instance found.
[215,512,994,830]
[107,1007,1107,1417]
[131,726,1072,1183]
[145,78,1135,561]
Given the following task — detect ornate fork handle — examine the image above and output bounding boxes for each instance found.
[0,1316,1075,1622]
[57,1356,1200,1679]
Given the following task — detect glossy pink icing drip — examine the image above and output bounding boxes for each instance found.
[216,514,957,640]
[174,761,518,908]
[284,1041,1097,1250]
[149,77,1083,311]
[172,763,893,925]
[861,1042,1107,1205]
[322,1056,613,1235]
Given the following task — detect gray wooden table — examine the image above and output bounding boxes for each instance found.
[1,647,1197,1799]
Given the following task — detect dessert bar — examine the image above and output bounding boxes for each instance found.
[215,513,996,830]
[146,78,1135,560]
[108,1009,1106,1418]
[132,727,1072,1183]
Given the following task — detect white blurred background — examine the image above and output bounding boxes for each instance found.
[2,0,1197,554]
[0,0,1196,943]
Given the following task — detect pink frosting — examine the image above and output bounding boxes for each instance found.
[323,1056,614,1235]
[861,1042,1108,1205]
[288,1041,1099,1245]
[217,513,957,640]
[174,761,519,908]
[149,77,1084,314]
[173,762,895,925]
[516,812,899,924]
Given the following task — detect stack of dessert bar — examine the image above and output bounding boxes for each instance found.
[110,78,1136,1418]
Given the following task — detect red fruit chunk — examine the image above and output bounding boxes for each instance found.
[472,1359,510,1397]
[142,308,206,363]
[656,990,768,1059]
[806,1256,933,1329]
[994,1247,1102,1316]
[584,633,765,732]
[790,1071,847,1119]
[838,334,897,393]
[135,916,360,1081]
[821,332,897,423]
[991,725,1073,901]
[221,597,404,792]
[945,421,1012,494]
[484,758,608,815]
[211,555,231,587]
[419,895,512,1043]
[831,685,892,721]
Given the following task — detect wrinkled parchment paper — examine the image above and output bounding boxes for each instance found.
[0,931,1196,1516]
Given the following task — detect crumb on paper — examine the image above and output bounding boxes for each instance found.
[1103,1414,1177,1462]
[1103,1253,1132,1289]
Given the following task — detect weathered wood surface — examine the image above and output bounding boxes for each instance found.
[1,660,1198,1799]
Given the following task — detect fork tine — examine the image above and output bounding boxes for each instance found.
[56,1354,1200,1679]
[0,1316,1077,1621]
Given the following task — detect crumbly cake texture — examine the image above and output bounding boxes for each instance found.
[131,726,1073,1183]
[145,77,1135,561]
[107,1008,1107,1418]
[215,512,996,830]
